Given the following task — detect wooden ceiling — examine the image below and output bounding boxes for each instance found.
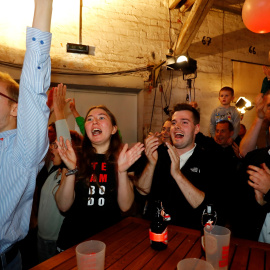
[212,0,244,15]
[169,0,245,56]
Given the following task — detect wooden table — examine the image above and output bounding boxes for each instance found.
[31,217,270,270]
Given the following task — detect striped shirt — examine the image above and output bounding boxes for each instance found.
[0,27,51,253]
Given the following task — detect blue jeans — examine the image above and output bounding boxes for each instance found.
[0,250,22,270]
[37,234,58,263]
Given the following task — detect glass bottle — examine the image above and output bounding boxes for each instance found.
[149,200,168,250]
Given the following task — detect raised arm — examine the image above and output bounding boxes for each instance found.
[17,0,53,167]
[69,98,85,135]
[117,142,144,212]
[32,0,53,32]
[239,94,267,157]
[166,142,205,208]
[53,84,71,143]
[55,137,77,212]
[136,135,160,195]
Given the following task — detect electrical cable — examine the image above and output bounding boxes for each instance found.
[149,85,157,132]
[0,60,153,77]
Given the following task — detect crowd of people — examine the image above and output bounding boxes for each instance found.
[1,1,270,269]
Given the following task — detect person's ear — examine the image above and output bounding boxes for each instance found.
[10,103,18,117]
[194,124,200,135]
[111,125,117,135]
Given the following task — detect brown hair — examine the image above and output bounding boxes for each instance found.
[171,103,200,125]
[77,105,121,184]
[0,72,19,103]
[219,86,234,96]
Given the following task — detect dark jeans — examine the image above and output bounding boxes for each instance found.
[37,234,58,263]
[0,250,22,270]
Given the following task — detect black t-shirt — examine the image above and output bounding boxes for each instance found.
[57,154,122,250]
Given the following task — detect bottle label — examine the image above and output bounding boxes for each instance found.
[149,228,168,244]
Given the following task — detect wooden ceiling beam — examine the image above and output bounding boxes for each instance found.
[169,0,182,10]
[173,0,214,56]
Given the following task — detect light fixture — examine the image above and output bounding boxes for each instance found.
[166,53,197,75]
[176,55,188,63]
[235,97,254,114]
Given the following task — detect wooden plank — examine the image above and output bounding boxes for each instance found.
[169,0,182,10]
[142,232,190,269]
[247,248,265,270]
[173,0,214,56]
[105,222,149,267]
[185,237,203,259]
[229,245,249,270]
[159,233,200,270]
[231,237,270,251]
[107,237,154,269]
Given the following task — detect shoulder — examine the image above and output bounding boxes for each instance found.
[244,147,270,168]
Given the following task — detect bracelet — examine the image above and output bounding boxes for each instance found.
[65,166,78,176]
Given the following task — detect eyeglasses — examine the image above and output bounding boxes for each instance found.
[49,142,58,149]
[0,92,18,103]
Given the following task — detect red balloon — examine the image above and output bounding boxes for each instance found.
[242,0,270,34]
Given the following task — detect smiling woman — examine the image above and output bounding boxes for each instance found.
[54,104,144,251]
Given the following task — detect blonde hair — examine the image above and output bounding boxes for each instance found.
[0,72,19,103]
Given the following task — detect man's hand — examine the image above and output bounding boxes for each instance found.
[46,87,54,112]
[118,143,144,173]
[144,135,159,166]
[254,189,267,206]
[232,142,241,158]
[247,163,270,194]
[166,142,181,180]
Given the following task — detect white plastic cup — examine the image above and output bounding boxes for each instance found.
[204,225,231,270]
[177,258,214,270]
[76,240,106,270]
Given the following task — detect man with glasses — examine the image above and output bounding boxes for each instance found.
[0,0,53,269]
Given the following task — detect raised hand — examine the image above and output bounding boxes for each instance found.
[53,84,67,119]
[144,135,159,166]
[68,98,80,118]
[118,142,144,173]
[46,87,54,112]
[166,142,181,179]
[56,136,77,170]
[232,142,241,158]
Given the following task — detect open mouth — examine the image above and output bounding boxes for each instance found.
[92,128,102,135]
[175,132,184,138]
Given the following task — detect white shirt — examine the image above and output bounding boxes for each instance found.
[259,213,270,244]
[180,144,196,169]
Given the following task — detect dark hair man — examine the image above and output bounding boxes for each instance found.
[137,103,217,230]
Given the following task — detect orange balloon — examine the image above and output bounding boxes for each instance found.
[242,0,270,33]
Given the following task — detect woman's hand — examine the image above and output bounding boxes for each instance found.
[56,136,77,170]
[118,143,144,173]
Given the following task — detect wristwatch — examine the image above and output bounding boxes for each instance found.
[65,166,78,176]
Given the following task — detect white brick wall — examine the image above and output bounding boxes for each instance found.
[1,1,270,140]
